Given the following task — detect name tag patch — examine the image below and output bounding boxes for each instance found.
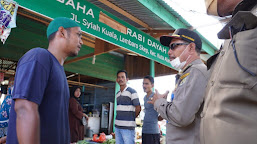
[179,73,190,86]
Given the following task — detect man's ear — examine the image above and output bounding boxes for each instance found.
[58,26,65,37]
[189,43,196,53]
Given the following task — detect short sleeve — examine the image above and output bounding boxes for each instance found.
[131,92,140,106]
[12,60,49,105]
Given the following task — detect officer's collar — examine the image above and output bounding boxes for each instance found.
[180,59,202,73]
[179,64,192,74]
[232,0,257,17]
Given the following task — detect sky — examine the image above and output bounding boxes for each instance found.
[163,0,225,48]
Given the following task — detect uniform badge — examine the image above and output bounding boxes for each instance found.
[179,73,190,86]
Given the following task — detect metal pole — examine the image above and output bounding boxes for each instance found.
[150,60,155,91]
[94,87,96,109]
[81,85,85,108]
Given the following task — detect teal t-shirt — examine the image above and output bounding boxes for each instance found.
[142,93,160,134]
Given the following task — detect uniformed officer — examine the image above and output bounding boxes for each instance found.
[148,29,208,144]
[201,0,257,144]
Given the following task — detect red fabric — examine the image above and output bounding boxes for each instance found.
[69,97,84,142]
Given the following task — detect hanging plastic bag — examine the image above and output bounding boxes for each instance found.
[0,0,18,44]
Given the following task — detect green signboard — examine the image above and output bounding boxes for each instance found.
[16,0,171,67]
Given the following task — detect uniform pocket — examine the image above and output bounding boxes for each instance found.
[217,28,257,89]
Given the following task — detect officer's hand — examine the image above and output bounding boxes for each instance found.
[148,89,169,105]
[162,90,169,99]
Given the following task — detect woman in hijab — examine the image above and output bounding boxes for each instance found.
[69,86,88,143]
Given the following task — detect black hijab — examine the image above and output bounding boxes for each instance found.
[70,85,81,102]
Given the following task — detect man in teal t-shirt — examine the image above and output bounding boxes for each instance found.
[142,75,161,144]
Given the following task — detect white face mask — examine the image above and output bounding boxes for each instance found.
[170,46,190,70]
[170,57,187,70]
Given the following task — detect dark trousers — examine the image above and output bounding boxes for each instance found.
[142,133,160,144]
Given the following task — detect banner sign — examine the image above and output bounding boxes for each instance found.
[16,0,171,67]
[0,0,18,44]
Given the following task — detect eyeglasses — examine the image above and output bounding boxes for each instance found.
[169,43,189,50]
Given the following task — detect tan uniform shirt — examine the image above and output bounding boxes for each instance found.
[200,26,257,144]
[154,59,208,144]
